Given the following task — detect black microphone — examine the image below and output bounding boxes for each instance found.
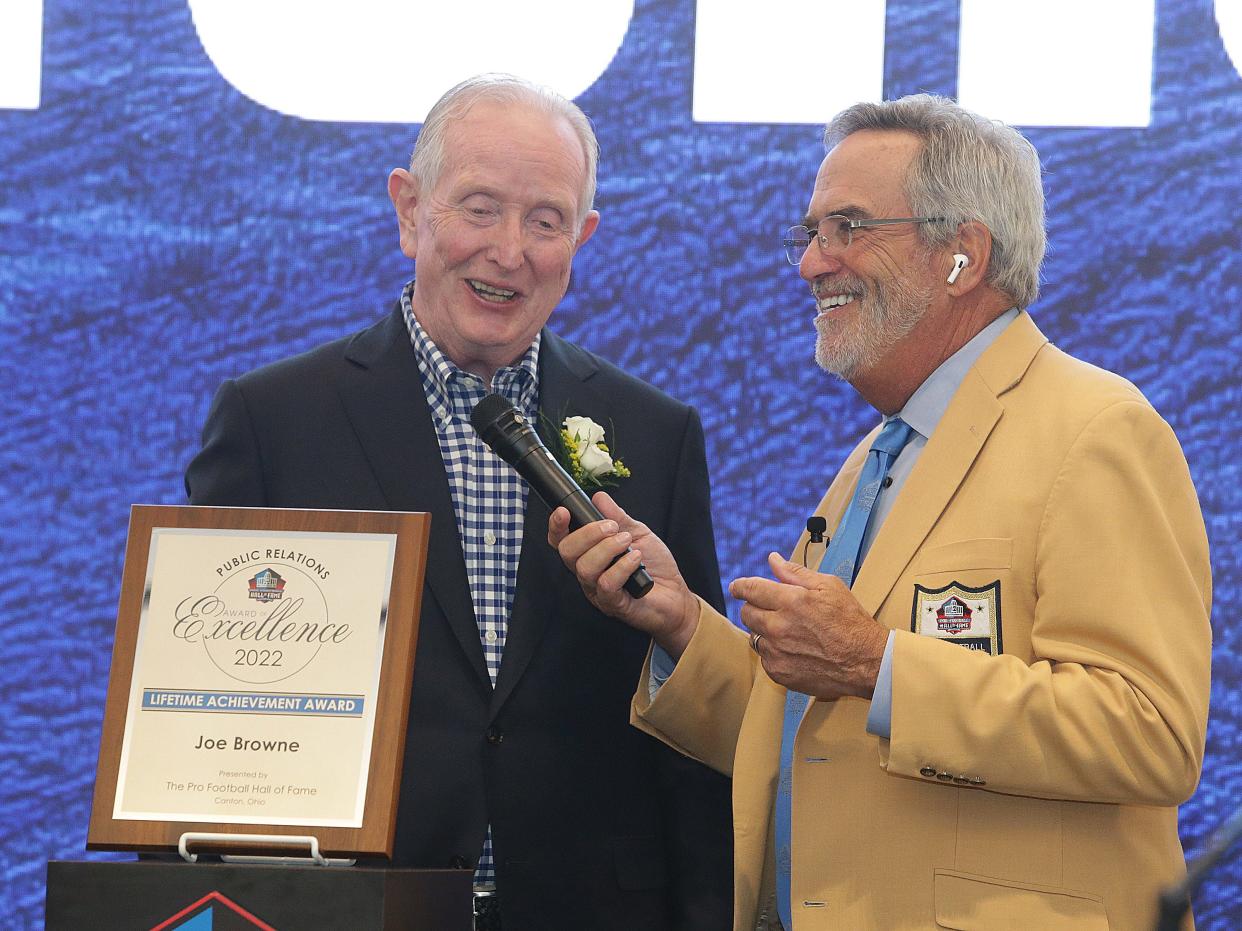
[469,394,654,599]
[806,516,827,544]
[802,516,828,567]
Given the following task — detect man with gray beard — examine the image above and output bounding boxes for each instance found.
[549,94,1211,930]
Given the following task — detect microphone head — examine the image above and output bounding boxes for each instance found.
[470,393,545,469]
[470,393,517,435]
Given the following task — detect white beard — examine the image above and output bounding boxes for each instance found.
[815,272,932,379]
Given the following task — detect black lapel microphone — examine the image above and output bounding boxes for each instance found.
[802,515,829,567]
[469,394,654,599]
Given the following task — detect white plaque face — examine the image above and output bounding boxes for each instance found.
[113,527,397,827]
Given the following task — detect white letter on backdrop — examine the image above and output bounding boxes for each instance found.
[957,0,1155,126]
[0,0,43,110]
[692,0,887,124]
[187,0,634,122]
[1217,0,1242,79]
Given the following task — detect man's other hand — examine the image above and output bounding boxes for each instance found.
[731,554,888,699]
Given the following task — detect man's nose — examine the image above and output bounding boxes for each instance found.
[799,239,843,283]
[487,215,525,270]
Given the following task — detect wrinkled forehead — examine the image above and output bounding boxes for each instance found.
[809,129,922,219]
[437,98,592,215]
[445,98,588,173]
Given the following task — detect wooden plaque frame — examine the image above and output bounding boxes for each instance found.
[87,505,430,859]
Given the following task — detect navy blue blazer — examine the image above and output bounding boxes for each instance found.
[185,305,733,930]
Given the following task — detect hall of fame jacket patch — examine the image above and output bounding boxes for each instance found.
[911,580,1003,655]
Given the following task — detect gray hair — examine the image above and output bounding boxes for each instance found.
[824,94,1045,308]
[408,73,599,229]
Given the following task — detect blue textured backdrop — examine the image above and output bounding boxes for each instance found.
[1,0,1239,927]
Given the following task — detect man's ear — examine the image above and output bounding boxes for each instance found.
[944,220,993,294]
[388,168,420,260]
[574,210,600,251]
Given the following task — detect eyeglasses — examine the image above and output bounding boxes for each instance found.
[782,215,945,265]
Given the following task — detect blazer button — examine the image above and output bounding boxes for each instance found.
[952,775,972,785]
[919,766,937,778]
[935,771,954,781]
[970,776,987,786]
[485,726,503,745]
[448,855,470,869]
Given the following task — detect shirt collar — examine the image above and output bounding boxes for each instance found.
[400,279,541,423]
[896,307,1020,439]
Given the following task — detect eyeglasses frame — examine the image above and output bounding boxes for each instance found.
[782,215,947,265]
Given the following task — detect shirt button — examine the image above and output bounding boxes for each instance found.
[484,629,498,644]
[483,530,497,546]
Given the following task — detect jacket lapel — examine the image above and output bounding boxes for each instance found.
[337,304,491,687]
[490,331,599,714]
[850,312,1048,617]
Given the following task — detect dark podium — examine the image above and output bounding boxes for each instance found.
[46,860,472,930]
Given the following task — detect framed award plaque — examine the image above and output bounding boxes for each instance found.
[87,505,430,859]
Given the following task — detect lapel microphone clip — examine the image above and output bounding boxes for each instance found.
[803,516,829,567]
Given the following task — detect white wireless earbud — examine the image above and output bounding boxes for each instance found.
[946,253,969,284]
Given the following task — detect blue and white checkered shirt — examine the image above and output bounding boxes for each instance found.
[400,279,540,887]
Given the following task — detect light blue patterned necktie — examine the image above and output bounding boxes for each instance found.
[774,416,914,929]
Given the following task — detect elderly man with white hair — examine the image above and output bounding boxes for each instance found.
[187,74,733,931]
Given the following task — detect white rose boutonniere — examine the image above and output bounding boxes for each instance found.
[548,413,632,490]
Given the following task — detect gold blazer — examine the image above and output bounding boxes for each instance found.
[634,312,1212,930]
